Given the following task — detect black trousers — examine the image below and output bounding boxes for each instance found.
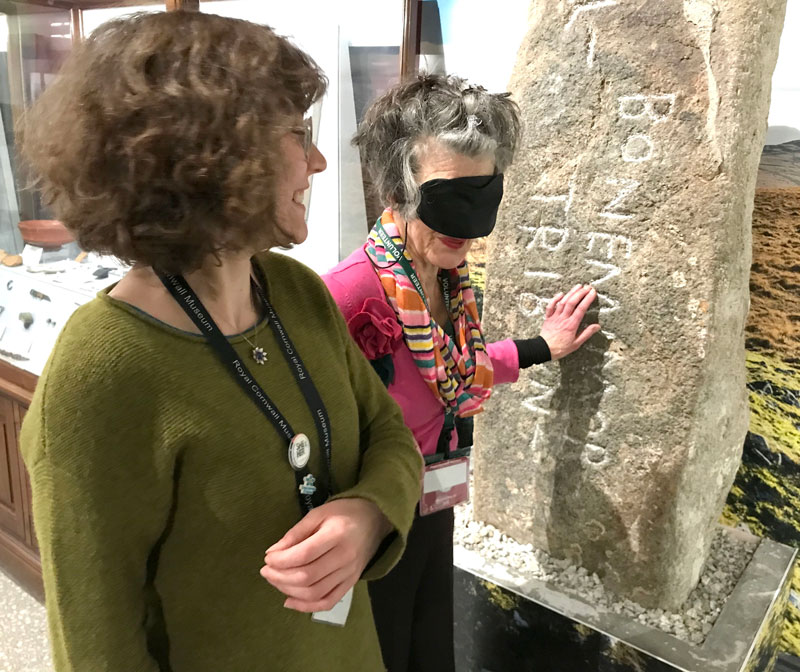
[368,507,455,672]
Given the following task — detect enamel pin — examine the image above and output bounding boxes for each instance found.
[299,474,316,496]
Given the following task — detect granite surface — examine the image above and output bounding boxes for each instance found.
[475,0,788,608]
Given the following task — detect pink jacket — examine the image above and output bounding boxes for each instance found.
[322,247,520,457]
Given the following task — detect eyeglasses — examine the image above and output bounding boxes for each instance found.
[292,116,313,158]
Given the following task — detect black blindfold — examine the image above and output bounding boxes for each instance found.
[417,174,504,239]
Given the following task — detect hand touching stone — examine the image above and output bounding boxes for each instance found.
[539,284,601,360]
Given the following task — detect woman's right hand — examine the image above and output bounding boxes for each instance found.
[539,284,601,360]
[260,497,391,612]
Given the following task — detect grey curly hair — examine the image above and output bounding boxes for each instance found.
[353,73,522,220]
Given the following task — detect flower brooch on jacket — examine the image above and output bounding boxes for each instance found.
[347,297,403,387]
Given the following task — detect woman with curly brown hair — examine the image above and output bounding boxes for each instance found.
[18,11,422,672]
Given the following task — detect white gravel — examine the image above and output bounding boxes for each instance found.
[453,500,759,645]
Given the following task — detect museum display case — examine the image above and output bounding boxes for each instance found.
[0,0,76,601]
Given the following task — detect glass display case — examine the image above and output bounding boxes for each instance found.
[0,2,160,376]
[0,2,77,375]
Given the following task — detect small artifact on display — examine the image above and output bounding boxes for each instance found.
[92,267,114,280]
[17,219,73,249]
[0,253,22,267]
[18,312,34,330]
[0,246,129,376]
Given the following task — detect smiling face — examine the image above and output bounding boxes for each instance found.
[272,118,327,246]
[405,142,495,269]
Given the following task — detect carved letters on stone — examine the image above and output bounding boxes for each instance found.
[475,0,787,608]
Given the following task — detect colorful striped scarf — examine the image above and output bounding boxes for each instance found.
[365,209,494,417]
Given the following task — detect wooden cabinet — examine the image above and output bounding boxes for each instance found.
[0,396,27,542]
[0,360,43,601]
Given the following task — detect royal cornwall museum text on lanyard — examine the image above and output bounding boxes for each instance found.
[159,266,333,516]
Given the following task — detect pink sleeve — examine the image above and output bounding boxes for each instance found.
[321,248,376,322]
[320,272,355,319]
[487,338,520,386]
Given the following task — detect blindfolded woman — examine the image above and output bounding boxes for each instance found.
[323,74,600,672]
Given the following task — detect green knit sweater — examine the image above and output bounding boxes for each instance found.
[20,252,423,672]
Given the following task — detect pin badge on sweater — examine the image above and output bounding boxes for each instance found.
[288,433,310,470]
[298,474,317,496]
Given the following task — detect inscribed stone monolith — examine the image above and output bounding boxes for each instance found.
[474,0,787,608]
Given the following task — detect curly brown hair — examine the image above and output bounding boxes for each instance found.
[19,11,327,273]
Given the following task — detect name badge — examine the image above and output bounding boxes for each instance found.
[419,456,469,516]
[311,586,354,627]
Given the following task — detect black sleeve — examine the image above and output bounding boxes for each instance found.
[513,336,551,369]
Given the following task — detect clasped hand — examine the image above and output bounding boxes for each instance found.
[260,497,391,612]
[540,284,602,360]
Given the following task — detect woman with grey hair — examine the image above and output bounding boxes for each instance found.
[323,74,599,671]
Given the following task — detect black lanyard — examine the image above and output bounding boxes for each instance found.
[159,263,333,515]
[441,272,451,314]
[375,219,454,317]
[376,221,464,459]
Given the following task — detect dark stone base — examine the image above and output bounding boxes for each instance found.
[453,528,795,672]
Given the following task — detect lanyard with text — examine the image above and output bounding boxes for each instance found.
[375,220,454,319]
[376,222,465,470]
[159,265,333,515]
[376,224,469,514]
[441,273,451,314]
